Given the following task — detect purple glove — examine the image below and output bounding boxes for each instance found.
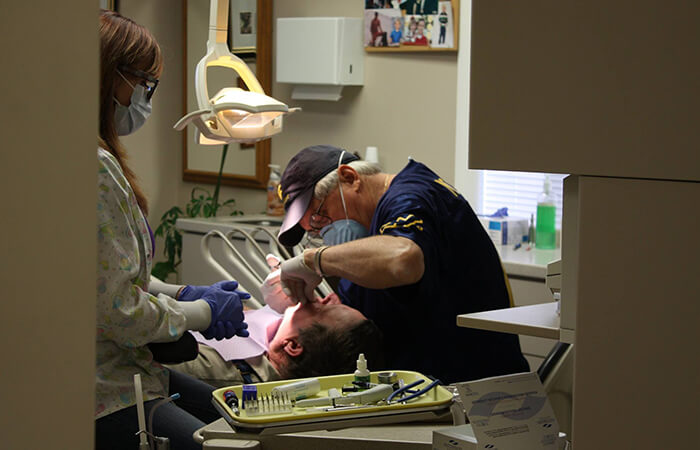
[184,281,251,340]
[179,280,244,302]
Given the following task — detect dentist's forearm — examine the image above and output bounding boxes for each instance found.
[307,235,424,289]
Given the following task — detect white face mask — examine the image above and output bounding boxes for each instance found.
[319,151,370,246]
[113,71,152,136]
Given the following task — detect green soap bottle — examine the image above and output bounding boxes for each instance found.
[536,176,556,249]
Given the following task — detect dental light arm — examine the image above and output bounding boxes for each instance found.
[174,0,292,144]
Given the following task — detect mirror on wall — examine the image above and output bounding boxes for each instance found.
[182,0,272,189]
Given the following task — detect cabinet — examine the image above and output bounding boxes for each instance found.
[468,2,700,448]
[276,17,363,101]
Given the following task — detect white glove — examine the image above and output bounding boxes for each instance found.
[280,251,321,305]
[260,268,296,313]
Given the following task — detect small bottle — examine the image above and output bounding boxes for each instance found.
[354,353,370,384]
[266,164,284,216]
[535,176,556,249]
[528,213,536,245]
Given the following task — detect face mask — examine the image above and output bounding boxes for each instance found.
[320,219,369,246]
[319,151,369,246]
[114,71,152,136]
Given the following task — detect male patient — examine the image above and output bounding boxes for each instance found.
[167,293,383,388]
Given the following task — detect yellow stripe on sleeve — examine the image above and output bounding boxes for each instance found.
[434,178,459,197]
[379,214,425,234]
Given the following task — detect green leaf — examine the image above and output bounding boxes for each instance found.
[152,261,176,281]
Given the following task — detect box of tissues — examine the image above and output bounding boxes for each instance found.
[478,208,528,246]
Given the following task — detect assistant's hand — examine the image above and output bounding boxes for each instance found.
[260,254,296,313]
[178,280,245,302]
[198,282,251,340]
[280,251,321,305]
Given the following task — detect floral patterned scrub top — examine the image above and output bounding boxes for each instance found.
[96,148,188,419]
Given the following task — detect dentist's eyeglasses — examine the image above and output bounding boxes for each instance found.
[309,196,332,232]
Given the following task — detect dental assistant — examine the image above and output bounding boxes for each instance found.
[277,145,529,384]
[96,10,248,450]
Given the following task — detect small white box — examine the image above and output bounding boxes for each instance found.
[432,424,478,449]
[276,17,363,86]
[478,215,529,246]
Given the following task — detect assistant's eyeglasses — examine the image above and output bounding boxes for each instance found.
[118,65,160,100]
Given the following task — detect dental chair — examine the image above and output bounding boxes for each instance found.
[200,229,265,309]
[199,227,334,309]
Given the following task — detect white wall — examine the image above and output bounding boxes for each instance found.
[453,0,482,212]
[271,0,459,180]
[126,0,467,221]
[120,0,186,232]
[123,0,473,272]
[0,2,96,448]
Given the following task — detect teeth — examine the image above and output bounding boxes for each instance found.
[243,392,293,416]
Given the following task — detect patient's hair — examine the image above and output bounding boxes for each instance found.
[280,319,385,379]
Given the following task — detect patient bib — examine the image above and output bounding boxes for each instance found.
[193,306,281,361]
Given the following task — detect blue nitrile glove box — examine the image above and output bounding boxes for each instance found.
[478,215,529,246]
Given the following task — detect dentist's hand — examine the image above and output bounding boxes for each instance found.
[260,254,296,313]
[280,251,321,305]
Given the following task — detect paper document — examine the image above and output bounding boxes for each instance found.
[456,372,561,450]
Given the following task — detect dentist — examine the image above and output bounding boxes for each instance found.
[277,145,529,384]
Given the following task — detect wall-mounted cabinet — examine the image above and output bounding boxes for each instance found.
[468,1,700,182]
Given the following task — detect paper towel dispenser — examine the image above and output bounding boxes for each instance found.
[276,17,364,101]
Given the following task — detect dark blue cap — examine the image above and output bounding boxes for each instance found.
[277,145,359,246]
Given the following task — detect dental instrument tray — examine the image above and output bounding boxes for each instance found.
[211,370,454,434]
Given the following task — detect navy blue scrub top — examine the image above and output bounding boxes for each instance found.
[338,160,529,384]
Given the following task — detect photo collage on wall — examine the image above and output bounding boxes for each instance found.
[364,0,455,49]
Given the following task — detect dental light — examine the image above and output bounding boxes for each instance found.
[174,0,290,144]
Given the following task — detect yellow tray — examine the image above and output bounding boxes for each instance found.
[212,370,453,431]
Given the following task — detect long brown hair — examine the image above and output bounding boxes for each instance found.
[98,9,163,215]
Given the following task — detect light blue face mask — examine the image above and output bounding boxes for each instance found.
[114,71,152,136]
[319,151,370,246]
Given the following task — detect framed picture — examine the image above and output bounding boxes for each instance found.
[230,0,257,54]
[364,0,459,52]
[99,0,118,11]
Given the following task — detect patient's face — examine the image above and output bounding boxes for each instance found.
[270,296,364,348]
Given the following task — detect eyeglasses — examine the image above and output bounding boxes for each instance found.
[118,65,160,100]
[309,196,332,232]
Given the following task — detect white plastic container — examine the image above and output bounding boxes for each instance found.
[271,378,321,401]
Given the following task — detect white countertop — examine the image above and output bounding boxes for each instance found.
[176,214,284,234]
[457,302,560,339]
[496,245,561,279]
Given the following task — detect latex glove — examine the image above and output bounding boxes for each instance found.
[260,254,295,313]
[179,280,244,302]
[199,283,251,340]
[280,252,321,305]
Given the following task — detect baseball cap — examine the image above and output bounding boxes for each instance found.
[277,145,359,246]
